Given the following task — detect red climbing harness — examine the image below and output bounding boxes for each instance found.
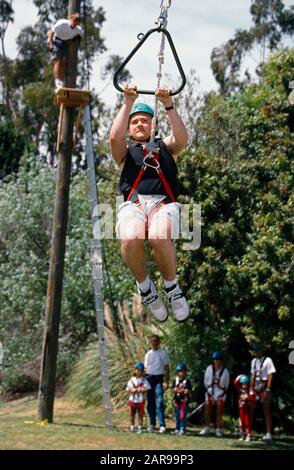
[174,377,189,420]
[127,146,176,204]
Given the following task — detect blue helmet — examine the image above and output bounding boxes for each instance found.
[176,362,187,371]
[129,102,154,118]
[212,351,223,360]
[249,342,262,352]
[239,375,249,384]
[134,362,144,371]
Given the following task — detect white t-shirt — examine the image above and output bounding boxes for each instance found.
[144,348,170,376]
[52,19,84,41]
[204,364,230,400]
[251,357,276,382]
[126,376,151,403]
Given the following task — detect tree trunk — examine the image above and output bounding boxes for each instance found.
[37,0,81,423]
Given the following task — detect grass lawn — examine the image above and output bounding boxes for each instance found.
[0,397,293,450]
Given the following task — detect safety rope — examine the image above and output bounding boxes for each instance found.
[150,0,171,142]
[82,0,91,89]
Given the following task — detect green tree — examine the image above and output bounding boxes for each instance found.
[66,50,294,431]
[169,48,294,429]
[0,0,13,59]
[211,0,294,94]
[0,108,28,178]
[0,151,135,393]
[0,0,15,115]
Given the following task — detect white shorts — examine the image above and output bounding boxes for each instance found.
[205,392,227,405]
[116,194,181,240]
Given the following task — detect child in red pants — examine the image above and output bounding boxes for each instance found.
[234,374,256,442]
[126,362,151,433]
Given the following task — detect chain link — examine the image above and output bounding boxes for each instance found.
[147,0,172,150]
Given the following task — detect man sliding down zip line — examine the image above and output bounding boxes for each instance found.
[109,84,189,322]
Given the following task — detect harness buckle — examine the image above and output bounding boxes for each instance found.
[143,154,160,170]
[143,141,160,169]
[144,141,159,154]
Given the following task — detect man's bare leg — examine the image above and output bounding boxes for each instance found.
[150,238,177,280]
[121,238,147,282]
[148,215,176,280]
[119,217,168,322]
[149,213,189,321]
[54,58,65,82]
[119,218,147,282]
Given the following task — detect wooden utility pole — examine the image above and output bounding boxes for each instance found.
[38,0,81,422]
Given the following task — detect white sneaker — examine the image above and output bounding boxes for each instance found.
[173,429,180,435]
[139,281,168,322]
[179,428,185,435]
[216,428,223,437]
[164,284,189,322]
[148,425,154,433]
[245,435,251,442]
[137,426,143,434]
[55,79,64,89]
[159,426,166,433]
[199,426,210,436]
[129,425,135,432]
[262,433,272,442]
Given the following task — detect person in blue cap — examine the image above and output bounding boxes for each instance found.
[172,363,192,435]
[110,84,189,323]
[199,351,230,437]
[249,343,276,443]
[126,362,151,433]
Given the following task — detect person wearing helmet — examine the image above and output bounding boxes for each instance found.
[126,362,151,433]
[199,351,230,437]
[110,84,189,323]
[172,363,192,435]
[47,13,84,88]
[249,343,276,443]
[234,374,255,442]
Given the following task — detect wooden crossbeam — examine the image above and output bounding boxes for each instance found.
[54,87,90,108]
[55,88,91,151]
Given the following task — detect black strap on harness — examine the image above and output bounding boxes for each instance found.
[207,365,228,398]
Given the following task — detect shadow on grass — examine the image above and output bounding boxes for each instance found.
[230,438,294,450]
[54,421,104,430]
[54,422,129,434]
[48,421,294,450]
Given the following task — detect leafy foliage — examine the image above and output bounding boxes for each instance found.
[0,152,136,394]
[0,109,28,178]
[171,48,294,430]
[211,0,294,94]
[65,301,162,407]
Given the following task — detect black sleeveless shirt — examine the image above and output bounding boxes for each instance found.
[119,140,179,201]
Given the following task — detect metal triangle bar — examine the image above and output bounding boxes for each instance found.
[113,27,186,96]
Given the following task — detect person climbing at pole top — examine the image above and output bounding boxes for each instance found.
[47,13,84,89]
[109,84,189,322]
